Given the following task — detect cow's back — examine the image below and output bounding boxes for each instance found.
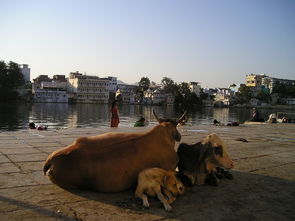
[44,126,178,192]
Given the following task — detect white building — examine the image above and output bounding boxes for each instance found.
[34,89,68,103]
[144,88,174,105]
[68,72,109,103]
[214,88,234,106]
[152,89,166,105]
[116,83,137,104]
[108,76,117,93]
[32,75,68,103]
[20,64,30,83]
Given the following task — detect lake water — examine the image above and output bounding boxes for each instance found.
[0,103,293,131]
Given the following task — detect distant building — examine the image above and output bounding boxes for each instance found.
[282,98,295,105]
[143,88,174,105]
[203,87,218,96]
[68,72,109,103]
[246,74,266,87]
[32,75,68,103]
[152,89,166,105]
[214,88,234,106]
[19,64,31,83]
[265,77,295,93]
[116,83,137,104]
[33,75,51,86]
[108,76,118,93]
[246,74,295,93]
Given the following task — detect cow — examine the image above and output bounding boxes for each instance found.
[177,133,234,187]
[135,168,184,211]
[43,110,187,192]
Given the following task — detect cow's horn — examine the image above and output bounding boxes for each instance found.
[177,111,187,124]
[153,109,161,123]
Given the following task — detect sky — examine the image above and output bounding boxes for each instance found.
[0,0,294,88]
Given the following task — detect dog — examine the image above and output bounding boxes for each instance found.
[135,168,184,211]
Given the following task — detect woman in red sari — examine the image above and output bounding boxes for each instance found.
[110,100,120,127]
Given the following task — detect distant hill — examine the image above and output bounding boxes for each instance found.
[117,80,138,86]
[117,80,126,84]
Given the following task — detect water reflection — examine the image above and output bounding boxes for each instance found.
[0,103,30,130]
[0,103,294,131]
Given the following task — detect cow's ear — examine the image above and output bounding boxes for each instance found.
[177,112,187,124]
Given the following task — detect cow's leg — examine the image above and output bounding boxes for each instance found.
[183,171,196,185]
[206,172,219,186]
[135,187,149,208]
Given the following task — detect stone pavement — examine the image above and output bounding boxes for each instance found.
[0,124,294,221]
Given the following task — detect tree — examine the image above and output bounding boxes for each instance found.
[178,82,190,96]
[174,82,202,109]
[138,77,150,92]
[161,77,178,95]
[235,84,252,104]
[256,90,270,102]
[0,60,25,102]
[229,83,237,89]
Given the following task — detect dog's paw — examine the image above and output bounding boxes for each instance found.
[143,200,149,208]
[164,204,172,211]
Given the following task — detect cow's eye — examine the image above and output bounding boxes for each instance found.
[214,146,222,154]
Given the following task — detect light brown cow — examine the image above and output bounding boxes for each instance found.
[43,111,186,192]
[177,133,234,186]
[135,167,184,211]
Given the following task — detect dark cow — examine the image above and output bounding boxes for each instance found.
[43,110,186,192]
[177,133,234,186]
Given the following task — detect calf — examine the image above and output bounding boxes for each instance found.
[135,168,184,211]
[177,133,234,186]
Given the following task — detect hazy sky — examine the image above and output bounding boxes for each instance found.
[1,0,294,88]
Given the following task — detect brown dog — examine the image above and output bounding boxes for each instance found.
[135,168,184,211]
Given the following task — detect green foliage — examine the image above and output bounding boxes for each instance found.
[161,77,178,95]
[235,84,252,104]
[256,90,271,102]
[178,82,190,95]
[138,77,150,92]
[0,60,25,102]
[174,81,201,109]
[200,90,209,100]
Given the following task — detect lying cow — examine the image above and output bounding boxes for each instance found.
[177,133,234,186]
[43,110,186,192]
[135,168,184,211]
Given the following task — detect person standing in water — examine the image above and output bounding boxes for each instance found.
[110,100,120,127]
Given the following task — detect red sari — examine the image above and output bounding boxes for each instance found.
[110,106,120,127]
